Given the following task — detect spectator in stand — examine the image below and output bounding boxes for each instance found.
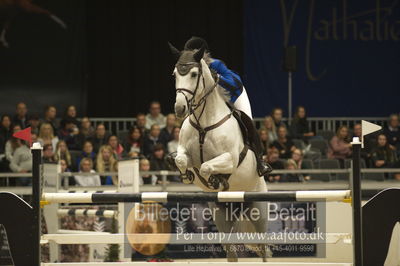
[149,144,177,183]
[59,158,74,186]
[31,133,38,144]
[124,126,142,155]
[60,105,79,128]
[290,106,314,141]
[13,102,29,129]
[42,144,55,163]
[42,105,59,134]
[76,141,96,170]
[145,101,166,130]
[54,140,72,168]
[0,115,12,154]
[383,114,400,153]
[143,124,166,157]
[96,145,118,185]
[282,159,302,182]
[139,158,157,185]
[5,125,22,163]
[265,147,284,183]
[9,139,32,185]
[160,114,177,142]
[291,148,311,181]
[271,126,296,159]
[107,135,125,160]
[38,123,59,152]
[74,158,101,187]
[261,116,277,143]
[167,127,180,154]
[328,125,352,167]
[271,107,286,129]
[27,114,40,135]
[91,123,109,153]
[77,117,95,147]
[259,129,269,155]
[58,118,79,150]
[371,134,400,169]
[135,113,148,137]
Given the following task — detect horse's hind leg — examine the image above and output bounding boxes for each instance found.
[208,202,238,262]
[249,201,271,261]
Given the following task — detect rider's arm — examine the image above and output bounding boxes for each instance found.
[209,59,243,101]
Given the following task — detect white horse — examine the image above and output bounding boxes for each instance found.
[169,43,270,261]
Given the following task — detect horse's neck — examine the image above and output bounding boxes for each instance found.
[192,87,230,127]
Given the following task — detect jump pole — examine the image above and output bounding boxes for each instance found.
[32,142,43,266]
[351,137,363,266]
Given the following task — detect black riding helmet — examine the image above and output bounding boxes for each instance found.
[184,36,209,51]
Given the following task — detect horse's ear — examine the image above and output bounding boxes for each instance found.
[193,45,205,62]
[168,42,180,61]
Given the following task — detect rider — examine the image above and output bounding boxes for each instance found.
[184,36,272,177]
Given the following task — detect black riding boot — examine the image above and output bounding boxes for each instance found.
[239,112,273,177]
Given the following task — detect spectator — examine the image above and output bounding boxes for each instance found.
[59,158,74,186]
[42,144,55,163]
[76,141,96,170]
[265,147,284,183]
[383,114,400,152]
[291,148,311,181]
[139,158,157,185]
[77,117,95,147]
[9,139,32,185]
[96,145,118,185]
[149,144,177,183]
[290,106,314,141]
[124,126,142,155]
[13,102,29,129]
[167,127,180,154]
[145,101,166,130]
[135,113,148,137]
[0,115,12,153]
[90,124,109,153]
[42,105,59,134]
[38,123,59,152]
[31,133,38,144]
[282,159,302,182]
[271,126,296,159]
[107,135,125,160]
[271,107,286,129]
[74,158,101,187]
[328,126,352,166]
[143,124,166,157]
[54,140,72,168]
[28,114,40,135]
[261,116,277,143]
[58,118,79,150]
[160,113,176,142]
[60,105,79,128]
[259,129,269,155]
[5,125,22,163]
[371,134,400,169]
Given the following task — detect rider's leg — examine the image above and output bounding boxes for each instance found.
[233,87,272,177]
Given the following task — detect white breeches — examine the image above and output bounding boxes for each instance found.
[233,86,253,119]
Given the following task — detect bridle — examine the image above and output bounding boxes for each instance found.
[175,61,219,125]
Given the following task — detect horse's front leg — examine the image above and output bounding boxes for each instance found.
[200,152,234,178]
[175,145,192,174]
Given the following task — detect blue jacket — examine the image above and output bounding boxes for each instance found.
[209,60,243,103]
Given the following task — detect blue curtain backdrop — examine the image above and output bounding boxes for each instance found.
[244,0,400,117]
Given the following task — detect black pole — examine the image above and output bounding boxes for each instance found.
[31,144,42,266]
[351,140,363,266]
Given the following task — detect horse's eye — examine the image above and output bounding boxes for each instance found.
[191,72,197,78]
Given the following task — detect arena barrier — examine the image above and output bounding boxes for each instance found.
[42,190,351,204]
[57,209,117,218]
[2,130,400,266]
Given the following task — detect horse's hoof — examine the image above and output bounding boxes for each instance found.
[181,170,194,184]
[166,152,178,170]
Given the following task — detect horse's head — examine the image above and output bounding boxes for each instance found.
[169,42,215,118]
